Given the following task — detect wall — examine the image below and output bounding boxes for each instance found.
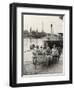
[0,0,74,90]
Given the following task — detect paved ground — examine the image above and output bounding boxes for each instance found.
[23,60,63,75]
[23,50,63,75]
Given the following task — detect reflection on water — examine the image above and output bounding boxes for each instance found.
[24,38,45,51]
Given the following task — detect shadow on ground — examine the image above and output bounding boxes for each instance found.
[23,60,63,75]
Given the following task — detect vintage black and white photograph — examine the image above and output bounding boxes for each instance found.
[10,3,72,87]
[22,14,64,75]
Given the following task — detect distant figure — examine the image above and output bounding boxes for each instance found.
[32,44,35,49]
[51,44,59,56]
[35,45,40,55]
[45,46,52,63]
[57,47,62,55]
[32,45,41,56]
[32,45,37,65]
[43,46,47,55]
[32,45,36,54]
[46,46,51,55]
[30,44,35,50]
[39,46,43,54]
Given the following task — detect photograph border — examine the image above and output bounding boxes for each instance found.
[10,3,72,87]
[22,12,64,76]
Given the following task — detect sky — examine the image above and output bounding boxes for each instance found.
[23,15,64,34]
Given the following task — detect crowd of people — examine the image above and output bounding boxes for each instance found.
[32,44,60,64]
[32,44,59,56]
